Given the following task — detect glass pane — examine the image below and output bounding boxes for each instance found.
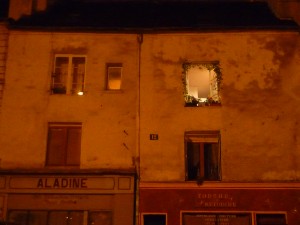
[28,211,47,225]
[186,142,200,180]
[48,211,68,225]
[66,127,81,166]
[47,127,67,166]
[187,67,210,101]
[256,214,286,225]
[107,67,122,90]
[204,143,220,180]
[8,210,28,225]
[144,214,166,225]
[69,212,84,225]
[183,214,251,225]
[53,57,68,94]
[89,211,112,225]
[71,57,85,94]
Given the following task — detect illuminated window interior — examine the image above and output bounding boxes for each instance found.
[107,63,122,90]
[183,62,221,106]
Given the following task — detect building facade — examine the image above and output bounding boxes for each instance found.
[0,1,300,225]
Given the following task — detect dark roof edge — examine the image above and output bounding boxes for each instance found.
[8,25,300,34]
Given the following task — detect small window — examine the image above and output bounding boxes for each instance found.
[185,131,221,181]
[183,62,221,106]
[51,55,86,95]
[46,123,82,166]
[143,214,166,225]
[106,63,122,90]
[256,214,286,225]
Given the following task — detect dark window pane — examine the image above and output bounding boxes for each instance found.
[48,211,68,225]
[204,143,219,180]
[69,211,84,225]
[256,214,286,225]
[8,210,28,225]
[144,214,166,225]
[89,211,112,225]
[187,142,200,180]
[53,57,68,94]
[28,211,47,225]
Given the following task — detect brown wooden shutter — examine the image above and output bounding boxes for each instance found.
[46,127,67,166]
[66,127,81,165]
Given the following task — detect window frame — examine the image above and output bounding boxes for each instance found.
[182,62,222,107]
[51,54,86,95]
[106,63,123,90]
[46,122,82,167]
[185,130,221,182]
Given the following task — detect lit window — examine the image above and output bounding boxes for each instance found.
[46,123,81,166]
[106,63,122,90]
[183,62,221,106]
[51,55,86,95]
[185,131,221,182]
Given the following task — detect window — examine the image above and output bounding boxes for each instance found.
[183,213,251,225]
[256,214,286,225]
[183,62,221,106]
[143,214,166,225]
[106,63,122,90]
[185,131,221,181]
[46,123,82,166]
[89,211,113,225]
[8,210,112,225]
[51,55,86,95]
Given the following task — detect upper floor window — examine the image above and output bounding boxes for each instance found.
[46,122,82,167]
[51,55,86,95]
[106,63,122,90]
[185,131,221,182]
[183,62,221,107]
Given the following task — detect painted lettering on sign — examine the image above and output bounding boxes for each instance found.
[37,178,88,189]
[196,193,237,208]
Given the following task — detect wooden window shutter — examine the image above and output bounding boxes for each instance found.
[47,127,67,166]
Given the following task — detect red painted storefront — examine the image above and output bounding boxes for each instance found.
[139,183,300,225]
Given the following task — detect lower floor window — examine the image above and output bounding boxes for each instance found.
[143,214,166,225]
[183,213,251,225]
[8,210,112,225]
[185,131,221,181]
[256,214,286,225]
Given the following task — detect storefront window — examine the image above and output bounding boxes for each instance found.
[7,210,112,225]
[143,214,166,225]
[89,211,112,225]
[183,213,251,225]
[256,214,286,225]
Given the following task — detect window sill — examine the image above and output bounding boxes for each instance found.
[185,102,221,107]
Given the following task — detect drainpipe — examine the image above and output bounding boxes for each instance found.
[135,33,143,225]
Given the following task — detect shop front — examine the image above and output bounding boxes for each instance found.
[139,182,300,225]
[0,172,136,225]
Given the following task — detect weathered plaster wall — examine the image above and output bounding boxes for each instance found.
[139,32,300,182]
[0,31,139,169]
